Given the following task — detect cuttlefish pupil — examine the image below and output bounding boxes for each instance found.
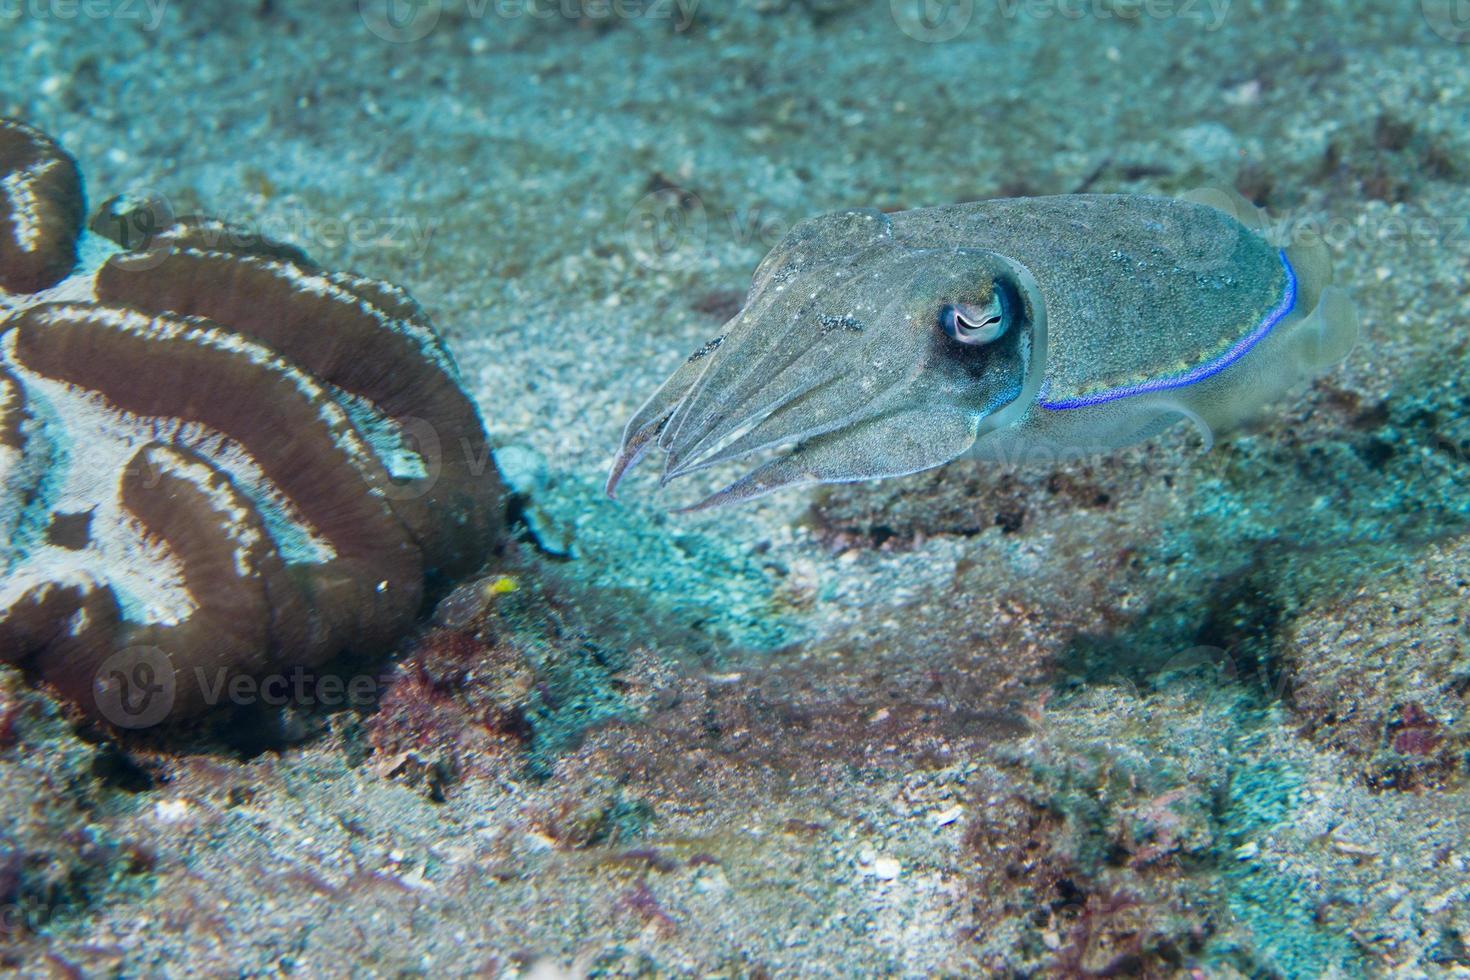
[609,190,1358,511]
[941,291,1008,346]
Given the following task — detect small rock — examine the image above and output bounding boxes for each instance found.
[153,799,193,824]
[693,868,729,894]
[931,806,963,827]
[1176,122,1240,169]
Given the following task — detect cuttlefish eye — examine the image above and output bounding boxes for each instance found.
[940,291,1008,345]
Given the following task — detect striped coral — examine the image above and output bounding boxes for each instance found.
[0,119,504,725]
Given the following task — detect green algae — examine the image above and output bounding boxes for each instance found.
[1216,741,1364,977]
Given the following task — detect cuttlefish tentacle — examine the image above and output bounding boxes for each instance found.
[658,235,897,471]
[611,191,1358,507]
[682,404,979,511]
[606,337,719,498]
[663,257,949,480]
[665,371,904,482]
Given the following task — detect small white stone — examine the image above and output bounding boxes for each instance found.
[1224,79,1262,107]
[694,868,730,894]
[153,799,192,824]
[398,869,434,891]
[872,857,901,880]
[932,805,964,827]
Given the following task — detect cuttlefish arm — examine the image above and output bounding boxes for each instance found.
[604,334,722,498]
[609,192,1357,509]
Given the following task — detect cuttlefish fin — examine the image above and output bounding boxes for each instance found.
[1134,226,1357,440]
[1182,186,1269,231]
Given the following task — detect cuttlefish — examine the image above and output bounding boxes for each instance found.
[607,190,1357,510]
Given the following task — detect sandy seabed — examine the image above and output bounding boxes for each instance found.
[1,1,1469,975]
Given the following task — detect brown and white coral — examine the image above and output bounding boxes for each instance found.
[0,118,504,725]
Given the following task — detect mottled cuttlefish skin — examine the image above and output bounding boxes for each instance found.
[608,190,1357,509]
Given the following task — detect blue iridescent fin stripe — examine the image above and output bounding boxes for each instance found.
[1039,249,1298,411]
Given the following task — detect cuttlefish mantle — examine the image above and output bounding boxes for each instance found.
[608,190,1358,510]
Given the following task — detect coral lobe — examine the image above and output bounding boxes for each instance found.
[0,119,83,295]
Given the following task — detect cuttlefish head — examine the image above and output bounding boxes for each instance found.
[607,208,1046,510]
